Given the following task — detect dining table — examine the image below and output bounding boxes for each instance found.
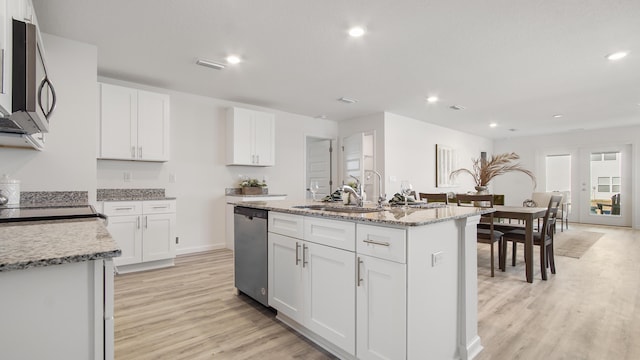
[492,205,548,283]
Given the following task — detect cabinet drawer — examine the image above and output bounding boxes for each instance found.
[356,224,406,263]
[304,217,355,252]
[143,200,176,214]
[103,201,142,216]
[269,212,304,238]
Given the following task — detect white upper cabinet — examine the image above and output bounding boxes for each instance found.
[98,82,170,162]
[226,106,275,166]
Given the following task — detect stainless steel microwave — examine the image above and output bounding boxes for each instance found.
[0,19,56,135]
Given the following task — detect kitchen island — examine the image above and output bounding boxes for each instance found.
[0,218,121,360]
[231,200,490,360]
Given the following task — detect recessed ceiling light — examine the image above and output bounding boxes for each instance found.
[315,114,328,119]
[489,122,497,128]
[426,96,439,103]
[553,114,564,118]
[348,27,365,37]
[338,97,358,104]
[195,58,225,70]
[449,105,465,110]
[226,55,242,64]
[508,128,517,132]
[606,51,628,61]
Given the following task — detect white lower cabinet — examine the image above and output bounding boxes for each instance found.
[304,241,356,354]
[356,254,407,360]
[268,232,303,322]
[103,200,176,272]
[268,213,356,356]
[356,223,407,360]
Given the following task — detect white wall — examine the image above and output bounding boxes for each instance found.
[383,112,493,197]
[96,78,339,254]
[493,126,639,228]
[0,35,97,201]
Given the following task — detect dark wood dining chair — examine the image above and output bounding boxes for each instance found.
[456,194,503,277]
[418,192,448,204]
[501,195,562,281]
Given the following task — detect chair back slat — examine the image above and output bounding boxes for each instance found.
[418,193,449,204]
[541,195,563,240]
[456,194,494,208]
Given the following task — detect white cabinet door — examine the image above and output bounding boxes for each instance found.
[99,83,137,160]
[142,213,176,262]
[105,215,142,266]
[226,107,275,166]
[304,242,356,355]
[253,111,275,166]
[268,232,303,323]
[357,254,407,360]
[137,90,170,161]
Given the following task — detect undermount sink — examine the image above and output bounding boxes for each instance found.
[292,204,384,213]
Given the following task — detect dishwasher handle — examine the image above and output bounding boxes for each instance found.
[234,206,268,219]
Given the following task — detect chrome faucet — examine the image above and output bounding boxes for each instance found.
[366,170,386,208]
[341,175,363,207]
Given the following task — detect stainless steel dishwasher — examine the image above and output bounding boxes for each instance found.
[233,206,269,306]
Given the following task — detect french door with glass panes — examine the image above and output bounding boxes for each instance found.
[578,145,631,226]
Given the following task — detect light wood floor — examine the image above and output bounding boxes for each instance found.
[115,223,640,360]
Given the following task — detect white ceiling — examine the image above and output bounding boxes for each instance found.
[32,0,640,139]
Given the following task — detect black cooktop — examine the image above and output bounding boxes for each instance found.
[0,205,104,223]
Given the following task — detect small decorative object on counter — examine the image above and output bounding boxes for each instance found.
[0,174,20,205]
[322,190,342,202]
[239,178,267,195]
[389,193,415,206]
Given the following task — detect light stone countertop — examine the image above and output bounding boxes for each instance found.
[228,200,493,226]
[0,218,121,272]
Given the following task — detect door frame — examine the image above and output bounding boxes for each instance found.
[304,135,337,200]
[577,144,632,226]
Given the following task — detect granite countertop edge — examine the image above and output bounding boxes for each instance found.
[0,249,122,272]
[98,196,177,201]
[0,218,122,273]
[228,200,492,226]
[225,194,287,198]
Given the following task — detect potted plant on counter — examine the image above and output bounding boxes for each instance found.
[240,178,268,195]
[449,152,536,194]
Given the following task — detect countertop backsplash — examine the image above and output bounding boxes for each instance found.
[97,188,174,201]
[19,191,89,207]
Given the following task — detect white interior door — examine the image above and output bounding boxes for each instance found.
[342,133,365,187]
[578,145,631,226]
[306,138,332,199]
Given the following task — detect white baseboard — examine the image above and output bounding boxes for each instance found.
[176,243,226,256]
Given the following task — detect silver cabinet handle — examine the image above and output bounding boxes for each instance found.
[138,147,142,158]
[115,207,134,211]
[362,239,391,247]
[302,244,308,268]
[152,206,168,209]
[357,257,363,286]
[295,242,300,265]
[136,216,140,229]
[144,216,148,229]
[131,146,136,158]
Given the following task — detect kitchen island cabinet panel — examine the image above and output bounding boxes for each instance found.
[0,259,113,359]
[304,241,356,355]
[357,254,406,360]
[268,232,303,322]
